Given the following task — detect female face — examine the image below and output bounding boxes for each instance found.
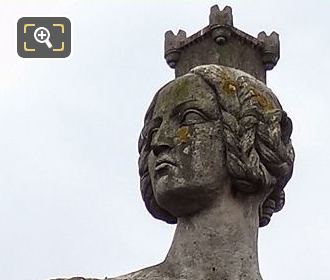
[147,74,229,217]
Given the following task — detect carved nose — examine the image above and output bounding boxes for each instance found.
[151,121,174,156]
[151,132,173,157]
[152,142,171,157]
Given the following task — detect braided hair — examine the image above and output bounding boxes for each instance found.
[138,64,294,227]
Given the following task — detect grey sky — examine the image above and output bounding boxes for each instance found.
[0,1,329,279]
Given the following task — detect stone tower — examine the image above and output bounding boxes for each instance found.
[164,5,280,83]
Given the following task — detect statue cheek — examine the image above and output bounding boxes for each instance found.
[174,127,194,170]
[175,126,191,144]
[183,146,191,155]
[174,125,211,152]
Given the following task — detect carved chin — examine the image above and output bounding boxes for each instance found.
[153,180,217,217]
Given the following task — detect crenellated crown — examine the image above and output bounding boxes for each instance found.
[164,5,280,84]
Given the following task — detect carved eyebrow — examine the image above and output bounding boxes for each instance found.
[170,99,216,120]
[170,99,197,118]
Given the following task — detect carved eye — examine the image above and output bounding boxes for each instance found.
[181,109,207,125]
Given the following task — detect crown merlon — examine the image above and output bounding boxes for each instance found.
[164,30,186,68]
[209,5,233,27]
[258,31,280,70]
[208,5,233,45]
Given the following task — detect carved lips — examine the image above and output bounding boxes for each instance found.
[154,156,176,177]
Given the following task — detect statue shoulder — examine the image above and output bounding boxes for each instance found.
[110,264,171,280]
[50,264,171,280]
[50,278,105,280]
[50,277,106,280]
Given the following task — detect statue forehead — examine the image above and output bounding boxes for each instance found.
[153,74,216,116]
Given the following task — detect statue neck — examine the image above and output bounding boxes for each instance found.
[163,185,262,280]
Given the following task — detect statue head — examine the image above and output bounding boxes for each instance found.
[138,64,294,227]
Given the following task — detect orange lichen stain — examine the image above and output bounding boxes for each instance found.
[254,93,274,111]
[176,127,190,144]
[223,81,237,95]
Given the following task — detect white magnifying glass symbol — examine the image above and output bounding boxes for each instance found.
[34,27,53,48]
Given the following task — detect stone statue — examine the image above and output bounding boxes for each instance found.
[116,64,294,280]
[52,5,294,280]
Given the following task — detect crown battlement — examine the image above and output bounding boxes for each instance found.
[164,5,280,83]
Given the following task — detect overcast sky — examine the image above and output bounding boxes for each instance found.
[0,1,329,280]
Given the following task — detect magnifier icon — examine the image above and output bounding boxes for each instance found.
[34,26,53,48]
